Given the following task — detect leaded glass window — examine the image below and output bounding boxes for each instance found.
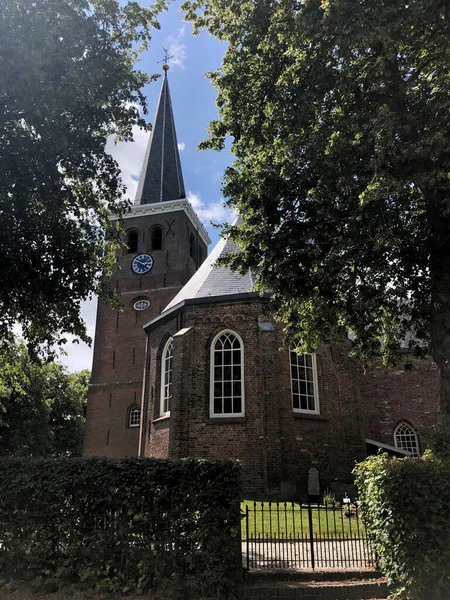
[128,405,140,427]
[210,331,244,417]
[160,338,173,416]
[394,422,419,456]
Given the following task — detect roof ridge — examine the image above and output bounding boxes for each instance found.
[164,233,257,311]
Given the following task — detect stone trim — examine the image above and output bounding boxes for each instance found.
[293,413,328,422]
[206,417,246,424]
[89,380,143,388]
[111,199,211,245]
[152,414,171,424]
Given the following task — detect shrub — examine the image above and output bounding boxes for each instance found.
[354,454,450,600]
[0,457,241,598]
[322,489,336,506]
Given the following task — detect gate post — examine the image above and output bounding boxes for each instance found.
[307,502,315,569]
[245,505,250,571]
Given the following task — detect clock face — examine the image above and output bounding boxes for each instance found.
[131,253,153,275]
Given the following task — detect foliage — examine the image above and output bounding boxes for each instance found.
[322,489,336,506]
[182,0,450,413]
[0,457,242,599]
[423,417,450,460]
[0,0,166,354]
[0,339,88,457]
[354,454,450,599]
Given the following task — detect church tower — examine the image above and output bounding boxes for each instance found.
[84,65,210,457]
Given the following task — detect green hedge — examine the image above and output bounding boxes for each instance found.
[354,454,450,600]
[0,457,241,598]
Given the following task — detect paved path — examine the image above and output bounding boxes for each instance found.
[242,538,376,569]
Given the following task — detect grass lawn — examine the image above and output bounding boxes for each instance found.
[241,500,366,539]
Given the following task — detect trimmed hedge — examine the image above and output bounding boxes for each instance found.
[354,454,450,600]
[0,457,241,598]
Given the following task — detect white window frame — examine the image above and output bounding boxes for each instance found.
[160,338,173,417]
[394,421,419,456]
[209,330,245,418]
[290,351,320,415]
[128,405,140,428]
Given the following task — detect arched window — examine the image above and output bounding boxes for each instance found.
[126,229,138,253]
[160,338,173,416]
[189,233,195,258]
[290,352,319,414]
[210,330,244,418]
[128,405,140,428]
[150,226,162,251]
[394,421,419,456]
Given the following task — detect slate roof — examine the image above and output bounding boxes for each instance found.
[165,235,257,311]
[135,70,186,205]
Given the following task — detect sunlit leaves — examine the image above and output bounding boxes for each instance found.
[184,0,450,380]
[0,0,166,353]
[354,454,450,598]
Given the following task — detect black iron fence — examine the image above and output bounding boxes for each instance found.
[242,500,377,570]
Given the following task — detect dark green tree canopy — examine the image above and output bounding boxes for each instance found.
[183,0,450,412]
[0,0,165,352]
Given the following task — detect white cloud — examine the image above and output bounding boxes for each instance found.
[58,297,98,372]
[12,301,95,373]
[165,27,187,70]
[178,141,185,151]
[187,190,235,224]
[106,121,150,203]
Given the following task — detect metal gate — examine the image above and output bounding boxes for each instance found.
[242,501,377,570]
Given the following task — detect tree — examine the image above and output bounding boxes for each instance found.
[0,0,165,353]
[46,366,90,456]
[182,0,450,415]
[0,338,89,456]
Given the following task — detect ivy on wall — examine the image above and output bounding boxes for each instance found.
[0,457,241,598]
[354,454,450,600]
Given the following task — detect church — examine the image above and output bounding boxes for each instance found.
[84,65,440,497]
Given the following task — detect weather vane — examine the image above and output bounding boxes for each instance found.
[158,47,174,71]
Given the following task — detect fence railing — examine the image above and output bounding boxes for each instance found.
[242,500,377,570]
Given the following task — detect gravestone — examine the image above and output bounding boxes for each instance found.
[280,479,297,500]
[308,467,320,503]
[330,479,358,503]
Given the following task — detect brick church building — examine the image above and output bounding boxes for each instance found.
[84,66,440,497]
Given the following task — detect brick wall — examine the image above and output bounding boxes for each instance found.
[143,298,370,498]
[142,295,441,497]
[173,300,269,494]
[358,356,440,452]
[84,208,207,458]
[275,343,366,495]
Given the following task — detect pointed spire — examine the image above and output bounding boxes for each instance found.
[135,66,186,205]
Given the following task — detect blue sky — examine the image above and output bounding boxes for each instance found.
[59,1,234,372]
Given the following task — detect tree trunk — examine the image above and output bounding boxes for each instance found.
[429,224,450,420]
